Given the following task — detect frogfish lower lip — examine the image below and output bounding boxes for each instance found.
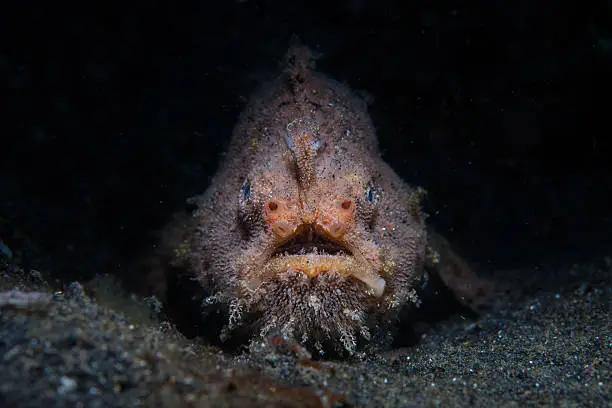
[265,253,386,297]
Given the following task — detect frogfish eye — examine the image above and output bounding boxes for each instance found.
[241,181,252,201]
[366,185,377,204]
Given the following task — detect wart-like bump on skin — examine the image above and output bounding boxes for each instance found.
[167,43,488,355]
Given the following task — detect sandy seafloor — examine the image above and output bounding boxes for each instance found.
[0,253,609,408]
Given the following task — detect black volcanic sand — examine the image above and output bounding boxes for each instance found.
[0,255,609,407]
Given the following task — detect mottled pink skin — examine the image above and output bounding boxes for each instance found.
[168,46,486,354]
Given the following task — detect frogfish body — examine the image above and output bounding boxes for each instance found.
[166,45,486,354]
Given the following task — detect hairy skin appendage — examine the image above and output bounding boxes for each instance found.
[162,45,487,355]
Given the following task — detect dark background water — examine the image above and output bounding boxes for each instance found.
[1,0,611,286]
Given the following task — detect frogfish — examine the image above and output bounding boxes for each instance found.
[160,45,487,355]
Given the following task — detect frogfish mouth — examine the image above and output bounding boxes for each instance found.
[168,45,484,354]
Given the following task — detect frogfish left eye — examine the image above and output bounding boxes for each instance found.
[241,181,252,201]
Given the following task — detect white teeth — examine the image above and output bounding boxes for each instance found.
[351,269,386,297]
